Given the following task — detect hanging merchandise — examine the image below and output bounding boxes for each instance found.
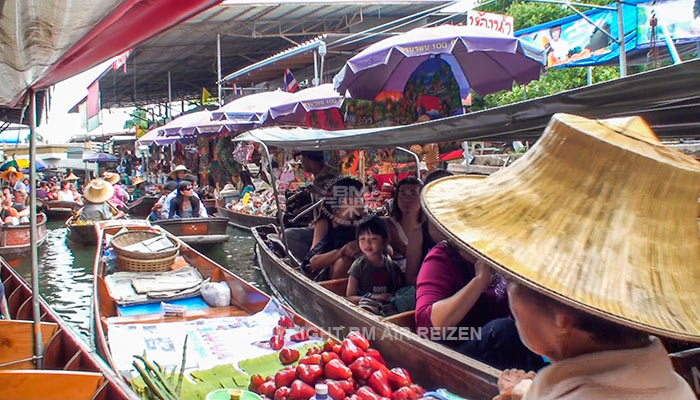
[233,142,255,165]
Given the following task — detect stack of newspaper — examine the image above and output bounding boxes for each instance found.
[122,234,175,254]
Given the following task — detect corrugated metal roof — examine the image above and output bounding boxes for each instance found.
[97,1,449,108]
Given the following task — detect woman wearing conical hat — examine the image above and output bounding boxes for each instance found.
[422,114,699,400]
[131,177,146,200]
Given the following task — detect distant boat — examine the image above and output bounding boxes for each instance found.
[151,216,229,248]
[0,213,47,259]
[215,206,277,232]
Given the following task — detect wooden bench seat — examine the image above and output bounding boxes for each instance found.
[0,320,59,369]
[383,310,416,331]
[320,278,349,297]
[0,370,105,400]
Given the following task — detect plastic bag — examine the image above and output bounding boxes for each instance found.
[201,281,231,307]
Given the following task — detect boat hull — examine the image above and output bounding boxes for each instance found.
[126,196,158,217]
[0,213,47,259]
[216,206,277,231]
[152,217,230,247]
[41,200,79,219]
[0,258,136,399]
[251,226,500,399]
[66,218,98,246]
[203,198,217,216]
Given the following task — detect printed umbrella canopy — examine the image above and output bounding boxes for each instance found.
[262,84,344,125]
[210,90,296,123]
[0,158,46,172]
[334,24,546,100]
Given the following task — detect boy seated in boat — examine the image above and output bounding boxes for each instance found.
[149,181,177,221]
[346,217,403,314]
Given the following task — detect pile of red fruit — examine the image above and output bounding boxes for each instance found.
[252,328,425,400]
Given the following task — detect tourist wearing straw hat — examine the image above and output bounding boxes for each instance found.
[79,179,124,221]
[103,171,129,207]
[1,166,26,192]
[131,177,146,200]
[422,114,698,400]
[169,165,191,183]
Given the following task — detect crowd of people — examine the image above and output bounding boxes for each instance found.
[283,114,698,400]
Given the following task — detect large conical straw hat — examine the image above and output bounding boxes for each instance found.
[422,113,700,341]
[83,179,115,204]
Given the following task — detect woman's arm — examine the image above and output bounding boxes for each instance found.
[429,260,492,328]
[385,217,407,256]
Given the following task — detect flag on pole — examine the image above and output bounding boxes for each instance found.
[232,83,244,96]
[202,87,211,104]
[284,69,299,93]
[86,79,101,132]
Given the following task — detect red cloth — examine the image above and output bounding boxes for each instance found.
[415,242,510,332]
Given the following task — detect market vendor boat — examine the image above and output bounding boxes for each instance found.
[251,225,500,399]
[93,220,494,399]
[151,216,230,247]
[0,256,137,399]
[0,213,47,259]
[40,200,80,219]
[126,195,159,217]
[216,206,277,231]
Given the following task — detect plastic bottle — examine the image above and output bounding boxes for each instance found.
[310,383,328,400]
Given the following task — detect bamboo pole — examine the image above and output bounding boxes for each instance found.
[28,89,43,368]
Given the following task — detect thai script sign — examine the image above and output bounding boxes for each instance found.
[467,11,514,36]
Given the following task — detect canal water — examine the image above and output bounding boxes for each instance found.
[11,219,267,342]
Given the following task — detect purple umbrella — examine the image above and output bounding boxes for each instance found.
[334,25,546,100]
[262,84,344,125]
[210,90,296,123]
[164,110,212,137]
[82,152,119,163]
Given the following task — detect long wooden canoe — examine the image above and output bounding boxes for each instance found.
[126,196,159,217]
[65,216,99,246]
[41,200,80,219]
[216,206,277,231]
[251,225,500,399]
[91,221,331,394]
[152,216,230,247]
[0,257,137,399]
[0,213,47,259]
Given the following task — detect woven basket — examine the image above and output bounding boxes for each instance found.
[112,230,180,260]
[116,252,177,273]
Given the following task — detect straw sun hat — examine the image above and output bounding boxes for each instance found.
[83,179,115,204]
[0,166,23,181]
[169,165,191,178]
[64,172,79,181]
[131,177,146,186]
[102,172,120,185]
[422,113,700,341]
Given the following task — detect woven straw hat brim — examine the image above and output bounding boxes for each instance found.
[64,173,79,181]
[84,179,115,204]
[132,177,145,186]
[103,173,119,184]
[1,167,23,181]
[169,165,191,178]
[422,113,700,342]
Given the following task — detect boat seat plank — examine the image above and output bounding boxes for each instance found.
[104,305,249,325]
[0,320,59,369]
[382,310,416,331]
[669,348,700,397]
[319,278,349,297]
[0,370,105,400]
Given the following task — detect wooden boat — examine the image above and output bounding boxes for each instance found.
[216,206,277,231]
[252,225,500,399]
[0,256,137,399]
[91,221,331,395]
[126,195,158,217]
[152,216,230,247]
[65,216,99,246]
[203,198,217,215]
[0,213,47,259]
[40,200,80,219]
